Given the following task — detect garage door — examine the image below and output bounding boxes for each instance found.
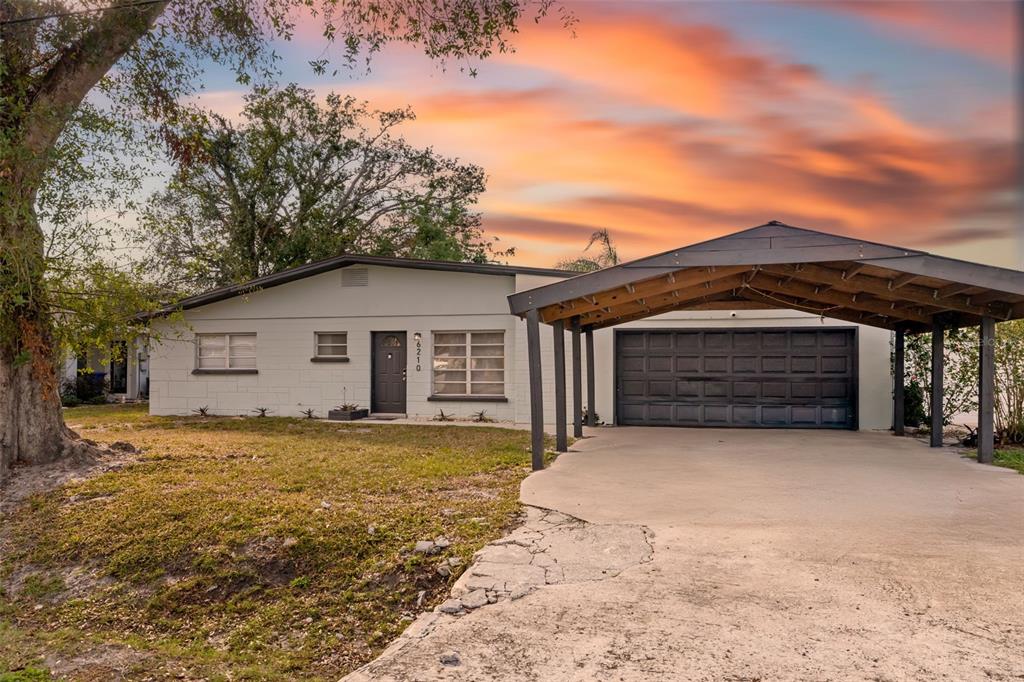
[616,328,856,428]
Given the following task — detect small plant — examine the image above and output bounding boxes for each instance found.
[472,409,492,423]
[252,407,271,417]
[335,403,360,412]
[433,409,455,422]
[192,405,210,417]
[582,406,601,425]
[301,408,317,419]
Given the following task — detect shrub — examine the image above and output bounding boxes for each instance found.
[995,320,1024,444]
[903,379,926,427]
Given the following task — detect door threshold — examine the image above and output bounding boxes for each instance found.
[367,413,407,420]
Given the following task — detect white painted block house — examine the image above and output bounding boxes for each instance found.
[149,253,894,430]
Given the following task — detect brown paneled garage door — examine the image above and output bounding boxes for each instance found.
[615,328,857,428]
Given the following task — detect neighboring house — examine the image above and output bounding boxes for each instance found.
[147,247,894,430]
[62,341,149,401]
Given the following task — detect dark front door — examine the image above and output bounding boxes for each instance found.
[616,328,856,429]
[372,332,407,413]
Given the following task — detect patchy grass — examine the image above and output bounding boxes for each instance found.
[1,404,548,680]
[967,447,1024,474]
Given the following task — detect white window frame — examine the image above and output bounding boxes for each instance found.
[431,330,505,398]
[195,333,257,370]
[314,331,348,358]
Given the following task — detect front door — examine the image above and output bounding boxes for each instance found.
[372,332,407,413]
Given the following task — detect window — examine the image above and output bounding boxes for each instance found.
[315,332,348,358]
[196,333,256,369]
[433,331,505,397]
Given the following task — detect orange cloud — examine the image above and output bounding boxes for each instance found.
[206,3,1019,266]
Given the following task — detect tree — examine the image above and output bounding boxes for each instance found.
[555,228,619,272]
[145,85,508,292]
[0,0,567,480]
[904,327,979,428]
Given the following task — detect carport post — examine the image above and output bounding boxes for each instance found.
[585,329,596,427]
[553,319,568,452]
[571,319,583,438]
[978,316,995,464]
[526,308,545,470]
[930,321,944,448]
[893,329,905,436]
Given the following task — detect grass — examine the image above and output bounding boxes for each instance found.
[0,404,548,680]
[967,447,1024,474]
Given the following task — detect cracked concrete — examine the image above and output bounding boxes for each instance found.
[344,427,1024,681]
[345,506,653,681]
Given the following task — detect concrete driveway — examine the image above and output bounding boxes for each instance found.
[352,428,1024,681]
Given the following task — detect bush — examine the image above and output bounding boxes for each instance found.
[60,392,82,408]
[903,380,926,427]
[995,320,1024,444]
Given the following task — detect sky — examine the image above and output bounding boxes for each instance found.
[194,0,1021,269]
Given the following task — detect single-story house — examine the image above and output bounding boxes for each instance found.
[148,220,995,430]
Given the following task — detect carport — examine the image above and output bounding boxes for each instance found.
[507,222,1024,470]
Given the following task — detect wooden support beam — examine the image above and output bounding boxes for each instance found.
[539,265,749,323]
[576,274,748,325]
[762,263,1001,319]
[749,275,933,324]
[842,263,866,280]
[936,282,974,299]
[552,319,567,453]
[894,329,905,436]
[571,318,583,438]
[584,287,745,329]
[968,289,1018,305]
[526,308,545,470]
[978,316,995,464]
[931,321,944,448]
[585,329,596,427]
[737,289,901,330]
[889,273,918,290]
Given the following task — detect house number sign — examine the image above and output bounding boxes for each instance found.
[415,334,422,372]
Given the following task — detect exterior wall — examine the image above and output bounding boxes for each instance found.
[149,265,520,419]
[149,265,893,431]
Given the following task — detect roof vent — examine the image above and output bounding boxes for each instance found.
[342,268,369,287]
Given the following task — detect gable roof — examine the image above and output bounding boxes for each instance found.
[508,221,1024,332]
[161,254,575,314]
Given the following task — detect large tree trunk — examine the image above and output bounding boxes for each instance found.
[0,331,79,478]
[0,0,168,484]
[0,191,93,483]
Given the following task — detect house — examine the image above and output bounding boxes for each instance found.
[147,223,941,432]
[62,342,149,402]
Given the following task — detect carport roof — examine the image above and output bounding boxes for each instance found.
[507,222,1024,332]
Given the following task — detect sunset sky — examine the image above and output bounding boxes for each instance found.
[197,0,1021,269]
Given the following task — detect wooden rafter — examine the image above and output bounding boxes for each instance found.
[585,290,746,330]
[735,289,900,331]
[539,265,749,323]
[575,274,748,326]
[761,263,1006,319]
[744,275,932,324]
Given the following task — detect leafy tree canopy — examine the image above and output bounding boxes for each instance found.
[145,85,509,292]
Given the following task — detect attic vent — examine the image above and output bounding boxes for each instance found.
[342,268,369,287]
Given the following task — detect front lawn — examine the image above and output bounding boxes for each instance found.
[0,404,542,680]
[971,447,1024,474]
